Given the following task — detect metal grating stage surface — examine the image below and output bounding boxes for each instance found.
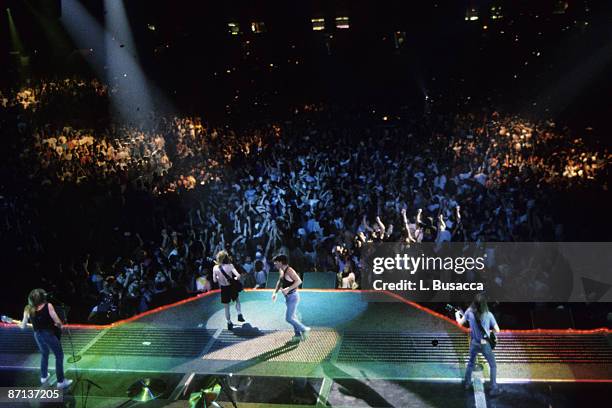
[495,333,612,363]
[337,332,612,364]
[85,327,215,357]
[202,329,339,362]
[0,328,99,354]
[2,328,610,365]
[338,332,468,363]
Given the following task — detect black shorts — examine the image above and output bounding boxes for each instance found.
[220,284,238,304]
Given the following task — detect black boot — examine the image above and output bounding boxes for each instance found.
[227,321,233,330]
[238,314,245,322]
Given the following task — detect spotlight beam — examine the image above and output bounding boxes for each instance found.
[61,0,153,126]
[6,8,25,54]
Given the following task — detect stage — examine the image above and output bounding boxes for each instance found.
[1,290,611,407]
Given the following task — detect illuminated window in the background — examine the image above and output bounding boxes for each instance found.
[490,5,503,20]
[311,18,325,31]
[227,22,240,35]
[335,16,350,29]
[251,22,266,34]
[465,7,479,21]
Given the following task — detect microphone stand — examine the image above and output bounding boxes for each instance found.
[48,295,81,364]
[49,294,103,408]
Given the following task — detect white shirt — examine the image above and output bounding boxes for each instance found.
[213,264,240,287]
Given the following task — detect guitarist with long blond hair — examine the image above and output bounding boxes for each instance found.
[19,288,73,389]
[455,293,501,396]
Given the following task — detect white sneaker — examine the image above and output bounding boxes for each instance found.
[40,375,49,384]
[301,327,312,341]
[56,379,73,389]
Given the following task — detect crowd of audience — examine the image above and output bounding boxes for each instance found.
[1,78,609,323]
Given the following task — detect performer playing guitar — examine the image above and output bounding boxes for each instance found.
[3,289,73,389]
[453,293,502,396]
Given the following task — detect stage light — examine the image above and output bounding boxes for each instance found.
[335,16,350,29]
[465,7,479,22]
[490,5,503,20]
[251,21,266,34]
[227,22,240,35]
[311,18,325,31]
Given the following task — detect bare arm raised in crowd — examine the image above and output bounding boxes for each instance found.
[438,213,446,231]
[416,208,423,226]
[401,208,415,243]
[375,216,386,236]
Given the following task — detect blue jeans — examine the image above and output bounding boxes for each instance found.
[465,341,497,388]
[34,330,65,382]
[285,292,307,336]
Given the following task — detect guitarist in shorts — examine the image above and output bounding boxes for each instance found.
[213,250,245,330]
[19,288,73,389]
[455,293,501,396]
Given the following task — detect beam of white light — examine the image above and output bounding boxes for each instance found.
[104,0,138,58]
[534,29,612,117]
[60,0,108,78]
[103,0,153,125]
[61,0,153,126]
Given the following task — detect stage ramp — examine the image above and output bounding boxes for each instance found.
[1,290,611,407]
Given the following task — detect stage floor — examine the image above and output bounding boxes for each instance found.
[1,290,611,407]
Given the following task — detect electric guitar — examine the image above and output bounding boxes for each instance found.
[1,315,62,340]
[445,304,497,349]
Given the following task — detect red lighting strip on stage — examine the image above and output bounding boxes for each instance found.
[101,289,222,329]
[0,290,221,330]
[381,290,612,335]
[501,379,612,384]
[382,290,470,332]
[2,289,611,335]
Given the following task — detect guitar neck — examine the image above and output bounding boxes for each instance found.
[446,304,462,314]
[1,317,33,329]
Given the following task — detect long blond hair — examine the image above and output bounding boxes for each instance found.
[215,250,230,265]
[25,288,48,317]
